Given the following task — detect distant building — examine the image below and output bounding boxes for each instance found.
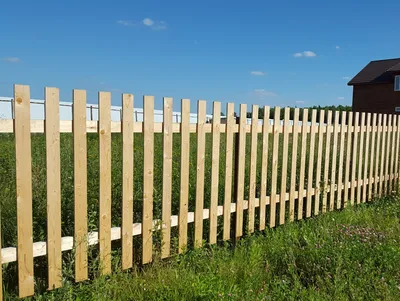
[348,58,400,114]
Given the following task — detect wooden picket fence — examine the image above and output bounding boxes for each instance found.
[1,84,400,299]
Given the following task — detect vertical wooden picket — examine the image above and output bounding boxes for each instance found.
[395,116,400,189]
[350,112,359,205]
[356,113,365,204]
[314,110,325,215]
[337,112,346,209]
[389,115,396,193]
[322,111,332,212]
[143,96,154,263]
[298,110,310,218]
[289,109,300,221]
[368,114,377,201]
[179,99,190,252]
[270,107,281,226]
[45,87,62,289]
[344,112,353,207]
[379,114,387,197]
[73,89,88,282]
[248,105,258,232]
[99,92,112,274]
[374,114,382,197]
[194,101,206,248]
[297,109,308,219]
[161,97,173,258]
[122,94,134,268]
[279,108,290,224]
[223,103,235,239]
[384,115,392,195]
[329,111,339,211]
[362,113,371,203]
[210,102,221,243]
[260,107,271,228]
[14,84,34,298]
[235,104,247,237]
[306,110,317,217]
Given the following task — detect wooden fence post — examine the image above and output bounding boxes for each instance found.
[14,84,34,298]
[142,95,154,263]
[45,87,62,289]
[161,97,173,258]
[122,94,134,269]
[194,101,206,248]
[223,103,235,239]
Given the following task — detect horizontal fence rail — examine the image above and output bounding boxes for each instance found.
[0,84,399,299]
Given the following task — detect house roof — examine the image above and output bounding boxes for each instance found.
[348,58,400,86]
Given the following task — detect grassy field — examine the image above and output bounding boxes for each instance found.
[3,194,399,300]
[0,129,386,297]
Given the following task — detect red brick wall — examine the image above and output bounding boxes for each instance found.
[352,83,400,114]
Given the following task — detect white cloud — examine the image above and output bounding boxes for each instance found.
[336,45,340,49]
[143,18,167,30]
[337,97,345,100]
[117,20,135,26]
[143,18,154,26]
[250,71,265,76]
[254,89,278,98]
[2,57,22,63]
[342,76,351,80]
[294,51,317,58]
[295,100,305,104]
[117,18,167,30]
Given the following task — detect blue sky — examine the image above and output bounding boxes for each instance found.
[1,0,400,113]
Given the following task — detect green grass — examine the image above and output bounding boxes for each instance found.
[3,194,399,300]
[0,129,393,298]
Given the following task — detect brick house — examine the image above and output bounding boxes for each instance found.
[348,58,400,114]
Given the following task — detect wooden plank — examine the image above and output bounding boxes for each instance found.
[98,92,112,274]
[389,114,396,193]
[298,109,308,219]
[362,113,371,203]
[337,112,346,209]
[259,106,271,229]
[14,84,34,298]
[322,111,333,212]
[235,104,247,237]
[179,99,190,252]
[329,111,340,211]
[368,114,377,201]
[210,102,221,243]
[374,114,382,197]
[248,105,259,231]
[45,87,62,290]
[223,103,235,239]
[356,113,365,204]
[379,114,387,197]
[344,112,353,207]
[194,101,206,248]
[289,109,300,221]
[279,108,290,224]
[350,112,359,205]
[314,110,325,215]
[142,95,154,263]
[384,114,392,195]
[73,89,88,282]
[161,97,173,258]
[122,94,134,268]
[270,107,281,226]
[395,116,400,189]
[306,110,317,217]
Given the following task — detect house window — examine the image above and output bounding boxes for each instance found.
[395,75,400,91]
